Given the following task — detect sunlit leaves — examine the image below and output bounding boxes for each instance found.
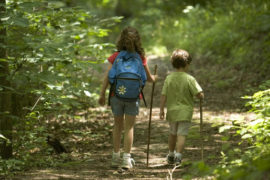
[83,90,91,97]
[0,134,8,142]
[47,1,65,9]
[219,125,233,133]
[243,89,270,116]
[183,5,194,13]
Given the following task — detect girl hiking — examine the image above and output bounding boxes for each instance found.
[98,26,156,169]
[160,49,204,165]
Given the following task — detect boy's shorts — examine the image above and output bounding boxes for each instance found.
[169,121,191,136]
[110,96,139,116]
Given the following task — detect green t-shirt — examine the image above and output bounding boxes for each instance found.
[161,71,202,122]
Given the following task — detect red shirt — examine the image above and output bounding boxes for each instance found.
[107,52,147,65]
[107,51,147,99]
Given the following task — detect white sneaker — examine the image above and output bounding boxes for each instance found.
[111,153,121,168]
[121,154,135,169]
[174,156,182,165]
[175,153,182,165]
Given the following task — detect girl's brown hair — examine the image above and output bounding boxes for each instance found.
[171,49,192,69]
[116,26,145,57]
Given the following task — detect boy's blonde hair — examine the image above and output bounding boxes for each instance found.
[171,49,192,69]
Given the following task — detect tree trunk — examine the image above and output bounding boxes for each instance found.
[115,0,133,18]
[0,0,13,159]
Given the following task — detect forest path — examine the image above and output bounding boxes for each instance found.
[16,106,254,180]
[14,56,254,179]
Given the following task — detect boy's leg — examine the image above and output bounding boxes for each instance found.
[167,122,178,164]
[176,135,186,153]
[175,122,191,164]
[167,134,177,165]
[176,122,190,153]
[174,135,185,165]
[168,121,178,152]
[168,134,177,152]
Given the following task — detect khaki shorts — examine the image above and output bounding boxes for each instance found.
[169,121,191,136]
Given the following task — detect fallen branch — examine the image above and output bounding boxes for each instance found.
[167,164,181,180]
[31,95,42,111]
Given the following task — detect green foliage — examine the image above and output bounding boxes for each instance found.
[0,113,50,177]
[171,0,269,92]
[183,161,211,179]
[0,0,119,176]
[1,0,120,119]
[244,90,270,117]
[211,89,270,179]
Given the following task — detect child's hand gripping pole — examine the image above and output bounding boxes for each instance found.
[146,65,157,167]
[200,98,204,161]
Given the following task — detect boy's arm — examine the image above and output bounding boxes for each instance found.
[98,63,112,106]
[160,95,167,120]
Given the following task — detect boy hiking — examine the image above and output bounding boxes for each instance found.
[160,49,204,165]
[98,26,156,169]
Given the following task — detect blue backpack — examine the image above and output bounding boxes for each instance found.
[108,51,147,105]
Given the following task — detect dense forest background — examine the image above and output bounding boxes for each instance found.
[0,0,269,179]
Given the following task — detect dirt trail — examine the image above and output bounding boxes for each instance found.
[12,57,254,179]
[15,106,254,180]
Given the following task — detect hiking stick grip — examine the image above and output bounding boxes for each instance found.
[146,65,158,167]
[200,98,204,161]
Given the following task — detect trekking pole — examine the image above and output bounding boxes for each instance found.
[146,65,157,167]
[200,98,204,161]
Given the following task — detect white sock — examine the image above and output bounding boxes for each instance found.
[113,151,120,158]
[169,151,175,157]
[175,152,182,159]
[123,153,131,159]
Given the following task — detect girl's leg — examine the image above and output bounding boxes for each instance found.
[113,115,124,153]
[121,101,138,169]
[123,115,136,153]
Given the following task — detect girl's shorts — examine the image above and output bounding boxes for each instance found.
[110,96,139,116]
[169,121,191,136]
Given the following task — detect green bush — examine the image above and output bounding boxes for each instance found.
[212,88,270,179]
[1,0,120,176]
